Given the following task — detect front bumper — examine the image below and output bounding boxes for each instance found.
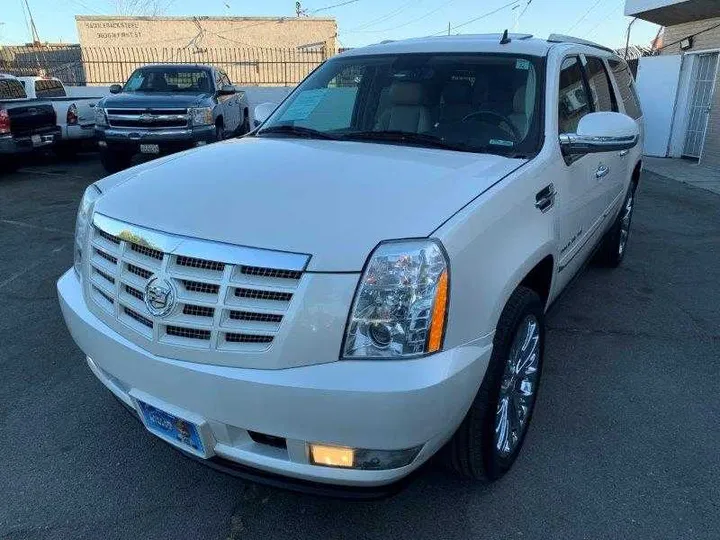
[96,125,215,148]
[57,270,492,488]
[0,128,60,155]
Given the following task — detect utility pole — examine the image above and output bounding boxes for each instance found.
[448,22,451,35]
[23,0,42,44]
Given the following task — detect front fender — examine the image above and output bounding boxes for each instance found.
[435,162,557,347]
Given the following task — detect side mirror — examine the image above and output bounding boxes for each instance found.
[253,102,278,127]
[217,84,236,96]
[559,112,639,155]
[109,84,123,94]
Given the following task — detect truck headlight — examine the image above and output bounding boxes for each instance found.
[342,240,449,359]
[190,107,214,126]
[94,107,108,127]
[74,184,102,278]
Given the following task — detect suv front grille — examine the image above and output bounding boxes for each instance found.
[86,220,306,354]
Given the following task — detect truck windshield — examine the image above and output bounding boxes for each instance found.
[258,53,544,157]
[123,67,213,93]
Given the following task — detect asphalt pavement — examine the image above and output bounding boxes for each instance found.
[1,154,718,540]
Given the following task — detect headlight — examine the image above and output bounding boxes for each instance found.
[342,239,449,359]
[94,107,108,127]
[74,184,102,278]
[190,107,214,126]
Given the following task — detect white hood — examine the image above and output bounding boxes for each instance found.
[94,137,525,271]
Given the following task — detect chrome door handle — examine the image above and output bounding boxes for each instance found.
[619,149,629,157]
[596,164,610,179]
[535,183,556,213]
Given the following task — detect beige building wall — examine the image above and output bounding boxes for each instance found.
[76,16,337,51]
[74,16,337,86]
[660,17,720,167]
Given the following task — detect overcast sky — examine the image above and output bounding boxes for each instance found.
[1,0,661,50]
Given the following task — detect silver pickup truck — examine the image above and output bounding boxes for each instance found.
[94,64,250,173]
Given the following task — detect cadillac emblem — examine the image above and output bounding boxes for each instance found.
[144,277,176,317]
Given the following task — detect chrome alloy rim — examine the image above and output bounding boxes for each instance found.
[495,315,540,458]
[619,192,634,256]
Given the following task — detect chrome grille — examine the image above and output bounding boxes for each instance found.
[86,215,307,354]
[106,108,189,129]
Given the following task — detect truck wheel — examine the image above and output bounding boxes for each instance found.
[595,183,636,268]
[100,148,132,174]
[442,286,545,481]
[0,157,20,174]
[215,122,224,142]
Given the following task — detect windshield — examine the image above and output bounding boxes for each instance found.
[258,53,544,156]
[124,67,213,93]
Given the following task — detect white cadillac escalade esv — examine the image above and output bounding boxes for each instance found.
[58,33,643,495]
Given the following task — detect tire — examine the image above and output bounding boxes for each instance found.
[215,122,224,142]
[595,182,637,268]
[442,286,545,481]
[99,147,132,174]
[0,157,20,174]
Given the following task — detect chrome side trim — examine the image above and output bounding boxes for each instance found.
[93,213,311,271]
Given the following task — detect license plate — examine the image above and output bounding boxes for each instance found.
[137,401,205,453]
[140,144,160,154]
[31,134,42,146]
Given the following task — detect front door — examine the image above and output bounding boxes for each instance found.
[553,56,610,291]
[683,52,719,159]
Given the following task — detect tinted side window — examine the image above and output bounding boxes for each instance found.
[0,79,27,99]
[608,59,642,119]
[558,56,591,133]
[35,79,66,98]
[584,57,617,112]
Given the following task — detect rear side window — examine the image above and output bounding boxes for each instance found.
[0,79,27,99]
[35,79,66,98]
[558,56,591,133]
[608,59,642,119]
[584,57,617,112]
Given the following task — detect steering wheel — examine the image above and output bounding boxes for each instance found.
[461,110,521,141]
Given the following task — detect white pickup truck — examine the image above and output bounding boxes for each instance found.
[58,33,643,496]
[18,76,100,155]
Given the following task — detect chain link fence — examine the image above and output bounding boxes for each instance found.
[0,45,329,86]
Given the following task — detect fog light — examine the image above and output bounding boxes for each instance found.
[98,140,107,147]
[309,443,422,470]
[310,444,354,468]
[196,141,207,147]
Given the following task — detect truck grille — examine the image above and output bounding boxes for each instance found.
[86,216,307,354]
[106,108,189,129]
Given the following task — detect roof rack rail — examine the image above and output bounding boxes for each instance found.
[547,34,615,54]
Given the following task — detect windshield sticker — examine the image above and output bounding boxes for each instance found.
[516,59,530,71]
[279,88,328,121]
[489,139,514,147]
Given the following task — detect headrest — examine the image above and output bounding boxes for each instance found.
[389,82,425,106]
[513,86,527,112]
[442,81,472,105]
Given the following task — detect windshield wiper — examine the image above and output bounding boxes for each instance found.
[257,125,339,140]
[340,131,474,152]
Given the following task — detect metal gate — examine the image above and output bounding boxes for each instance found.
[683,52,719,158]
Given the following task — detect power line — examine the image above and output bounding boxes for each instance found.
[437,0,521,35]
[345,0,419,32]
[345,0,459,34]
[310,0,360,14]
[567,0,604,34]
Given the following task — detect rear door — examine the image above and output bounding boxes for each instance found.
[582,55,625,217]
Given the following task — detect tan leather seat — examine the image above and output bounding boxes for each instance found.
[509,86,529,138]
[375,82,432,133]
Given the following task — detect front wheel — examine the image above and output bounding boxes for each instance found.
[442,286,545,481]
[595,183,636,267]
